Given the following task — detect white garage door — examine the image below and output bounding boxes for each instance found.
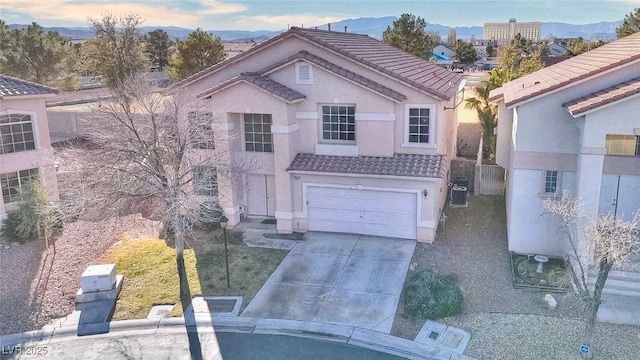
[307,186,417,239]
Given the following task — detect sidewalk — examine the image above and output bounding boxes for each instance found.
[0,316,474,360]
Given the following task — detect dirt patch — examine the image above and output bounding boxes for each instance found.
[391,196,584,340]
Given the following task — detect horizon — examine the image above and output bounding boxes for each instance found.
[2,1,638,31]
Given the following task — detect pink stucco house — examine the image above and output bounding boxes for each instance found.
[176,27,465,242]
[0,75,59,220]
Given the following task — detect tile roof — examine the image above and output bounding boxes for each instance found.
[175,27,464,101]
[287,153,446,179]
[0,75,58,98]
[489,31,640,107]
[563,77,640,117]
[198,72,305,103]
[260,50,407,102]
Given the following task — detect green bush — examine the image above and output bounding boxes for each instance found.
[210,230,244,245]
[403,269,463,320]
[0,182,62,244]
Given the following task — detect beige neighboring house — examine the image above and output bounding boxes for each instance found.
[175,27,465,242]
[490,32,640,258]
[0,75,59,221]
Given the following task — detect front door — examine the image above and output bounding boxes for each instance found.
[248,174,276,216]
[599,174,640,222]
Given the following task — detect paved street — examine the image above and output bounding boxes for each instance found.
[241,232,415,333]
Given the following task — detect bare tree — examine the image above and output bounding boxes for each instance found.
[62,73,255,358]
[544,191,640,357]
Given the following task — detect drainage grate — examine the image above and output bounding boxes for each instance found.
[428,331,440,340]
[205,299,237,313]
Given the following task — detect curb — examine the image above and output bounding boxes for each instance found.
[0,317,474,360]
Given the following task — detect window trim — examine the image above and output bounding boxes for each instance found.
[295,61,313,85]
[402,104,436,148]
[243,113,274,153]
[0,110,38,155]
[605,134,640,156]
[320,104,356,144]
[191,166,218,197]
[542,170,560,196]
[187,111,215,149]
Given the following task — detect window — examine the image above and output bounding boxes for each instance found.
[188,112,215,149]
[244,114,273,152]
[408,108,430,143]
[295,62,313,84]
[322,105,355,142]
[192,166,217,196]
[0,114,36,154]
[1,168,39,204]
[544,170,559,194]
[404,105,435,146]
[605,134,640,156]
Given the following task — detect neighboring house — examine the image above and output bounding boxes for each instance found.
[175,27,465,242]
[0,75,59,220]
[432,44,455,59]
[548,42,570,57]
[490,32,640,257]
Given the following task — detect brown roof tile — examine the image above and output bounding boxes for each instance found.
[198,72,305,103]
[0,75,58,98]
[174,27,464,101]
[287,153,446,178]
[490,32,640,107]
[259,51,407,102]
[563,77,640,117]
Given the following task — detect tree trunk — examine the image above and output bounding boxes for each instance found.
[582,259,613,358]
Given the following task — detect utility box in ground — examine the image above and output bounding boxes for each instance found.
[81,264,116,292]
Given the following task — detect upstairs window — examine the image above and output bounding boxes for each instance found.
[403,104,435,147]
[1,168,39,204]
[188,112,215,149]
[321,105,355,142]
[605,134,640,156]
[244,113,273,152]
[0,114,36,154]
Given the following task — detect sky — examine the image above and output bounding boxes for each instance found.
[1,0,639,30]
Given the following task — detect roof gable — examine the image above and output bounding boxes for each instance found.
[490,32,640,107]
[174,27,463,101]
[198,72,305,103]
[0,75,58,98]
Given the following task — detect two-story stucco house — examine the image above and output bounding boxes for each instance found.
[0,75,59,221]
[175,27,465,242]
[490,32,640,257]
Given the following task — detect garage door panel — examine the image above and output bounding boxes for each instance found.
[307,186,417,239]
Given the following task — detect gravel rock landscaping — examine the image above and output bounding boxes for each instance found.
[391,195,640,359]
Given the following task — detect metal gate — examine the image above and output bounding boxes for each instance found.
[474,165,505,195]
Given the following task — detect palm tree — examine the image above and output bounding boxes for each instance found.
[464,68,504,162]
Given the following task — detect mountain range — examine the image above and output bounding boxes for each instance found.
[8,17,623,42]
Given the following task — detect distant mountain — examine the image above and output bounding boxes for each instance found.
[8,17,623,42]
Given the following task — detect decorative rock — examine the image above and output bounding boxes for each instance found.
[544,294,557,309]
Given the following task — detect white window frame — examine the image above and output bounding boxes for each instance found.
[1,168,40,204]
[295,61,313,85]
[243,113,274,153]
[402,104,436,148]
[320,105,356,144]
[0,110,38,155]
[192,166,218,197]
[542,170,560,195]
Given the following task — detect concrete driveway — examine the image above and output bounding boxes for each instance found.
[242,232,416,333]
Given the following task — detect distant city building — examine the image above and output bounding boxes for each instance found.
[425,31,441,43]
[447,29,457,46]
[483,18,541,43]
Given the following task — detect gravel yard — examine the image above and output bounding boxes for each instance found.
[391,195,640,359]
[0,215,161,335]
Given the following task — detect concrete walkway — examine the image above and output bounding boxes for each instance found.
[242,232,415,333]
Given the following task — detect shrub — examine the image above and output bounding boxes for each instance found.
[0,182,62,244]
[403,269,463,320]
[210,230,244,245]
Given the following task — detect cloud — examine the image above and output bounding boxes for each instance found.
[2,0,247,27]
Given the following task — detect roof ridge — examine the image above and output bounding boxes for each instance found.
[0,74,59,96]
